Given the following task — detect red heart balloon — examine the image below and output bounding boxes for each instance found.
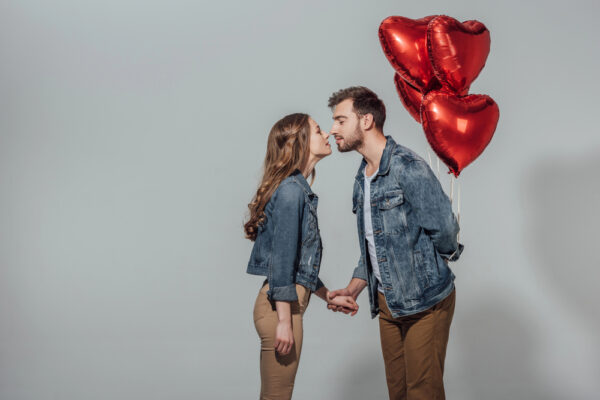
[427,15,490,94]
[394,73,467,124]
[394,73,424,123]
[379,15,438,92]
[421,91,499,176]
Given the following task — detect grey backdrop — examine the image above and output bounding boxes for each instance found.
[1,0,599,399]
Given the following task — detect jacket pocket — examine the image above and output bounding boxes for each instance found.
[412,250,431,290]
[379,190,404,209]
[378,190,407,234]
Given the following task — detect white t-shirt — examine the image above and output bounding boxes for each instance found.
[364,168,384,293]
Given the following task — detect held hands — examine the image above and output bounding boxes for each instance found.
[326,289,359,316]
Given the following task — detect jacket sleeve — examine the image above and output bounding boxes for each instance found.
[351,185,368,280]
[401,160,464,261]
[267,182,304,302]
[315,277,325,291]
[352,255,368,280]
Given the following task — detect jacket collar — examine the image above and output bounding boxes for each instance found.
[290,169,317,198]
[355,135,396,181]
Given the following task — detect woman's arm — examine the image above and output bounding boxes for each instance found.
[268,183,304,354]
[274,301,294,355]
[267,182,304,302]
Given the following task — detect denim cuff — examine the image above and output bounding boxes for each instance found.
[441,243,464,262]
[352,265,367,281]
[315,278,325,291]
[267,284,298,302]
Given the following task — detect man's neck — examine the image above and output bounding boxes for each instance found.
[358,131,387,175]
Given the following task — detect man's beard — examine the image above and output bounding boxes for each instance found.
[337,125,364,152]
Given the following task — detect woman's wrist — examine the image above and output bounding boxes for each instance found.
[313,286,329,302]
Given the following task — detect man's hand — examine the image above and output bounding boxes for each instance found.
[326,279,367,315]
[327,287,358,315]
[326,292,358,316]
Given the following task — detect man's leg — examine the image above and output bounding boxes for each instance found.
[378,292,407,400]
[403,289,456,400]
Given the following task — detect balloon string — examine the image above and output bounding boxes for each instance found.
[450,174,454,203]
[457,179,461,243]
[427,149,433,170]
[436,157,440,181]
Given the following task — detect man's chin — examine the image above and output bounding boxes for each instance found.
[336,144,352,153]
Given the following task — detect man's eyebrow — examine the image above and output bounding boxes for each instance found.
[333,115,347,121]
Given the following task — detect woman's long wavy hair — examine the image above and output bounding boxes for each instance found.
[244,113,314,241]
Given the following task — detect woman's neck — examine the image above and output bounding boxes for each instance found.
[302,156,318,178]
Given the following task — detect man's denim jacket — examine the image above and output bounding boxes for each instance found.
[352,136,464,318]
[247,170,324,302]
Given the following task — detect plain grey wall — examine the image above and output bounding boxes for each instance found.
[1,0,599,399]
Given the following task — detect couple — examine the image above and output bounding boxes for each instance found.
[244,86,463,400]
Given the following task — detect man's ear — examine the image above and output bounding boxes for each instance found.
[362,113,375,130]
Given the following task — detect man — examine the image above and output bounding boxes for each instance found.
[327,86,463,400]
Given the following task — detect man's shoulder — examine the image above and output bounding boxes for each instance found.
[386,141,438,182]
[389,141,426,167]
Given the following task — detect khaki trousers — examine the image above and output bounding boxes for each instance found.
[378,289,456,400]
[253,282,311,400]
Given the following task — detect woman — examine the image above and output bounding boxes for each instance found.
[244,113,358,399]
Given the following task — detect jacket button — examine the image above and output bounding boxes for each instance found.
[313,265,319,269]
[378,257,387,263]
[374,230,382,234]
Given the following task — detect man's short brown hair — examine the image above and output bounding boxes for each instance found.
[328,86,386,130]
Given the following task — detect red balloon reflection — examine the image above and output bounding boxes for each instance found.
[421,91,499,176]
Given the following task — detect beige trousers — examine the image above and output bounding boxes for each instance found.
[253,282,311,400]
[378,289,456,400]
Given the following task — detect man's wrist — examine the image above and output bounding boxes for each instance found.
[348,278,367,299]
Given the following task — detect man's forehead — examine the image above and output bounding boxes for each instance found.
[333,100,355,118]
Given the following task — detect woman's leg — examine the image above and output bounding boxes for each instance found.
[253,283,310,400]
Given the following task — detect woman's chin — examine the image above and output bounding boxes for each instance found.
[314,148,332,162]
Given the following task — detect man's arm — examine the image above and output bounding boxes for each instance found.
[401,159,463,261]
[327,278,368,314]
[313,284,359,316]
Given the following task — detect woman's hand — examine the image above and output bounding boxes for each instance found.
[327,292,359,316]
[274,321,294,355]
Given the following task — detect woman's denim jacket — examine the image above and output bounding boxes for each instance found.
[352,136,464,318]
[247,170,324,302]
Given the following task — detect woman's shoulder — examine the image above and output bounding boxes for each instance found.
[274,176,305,203]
